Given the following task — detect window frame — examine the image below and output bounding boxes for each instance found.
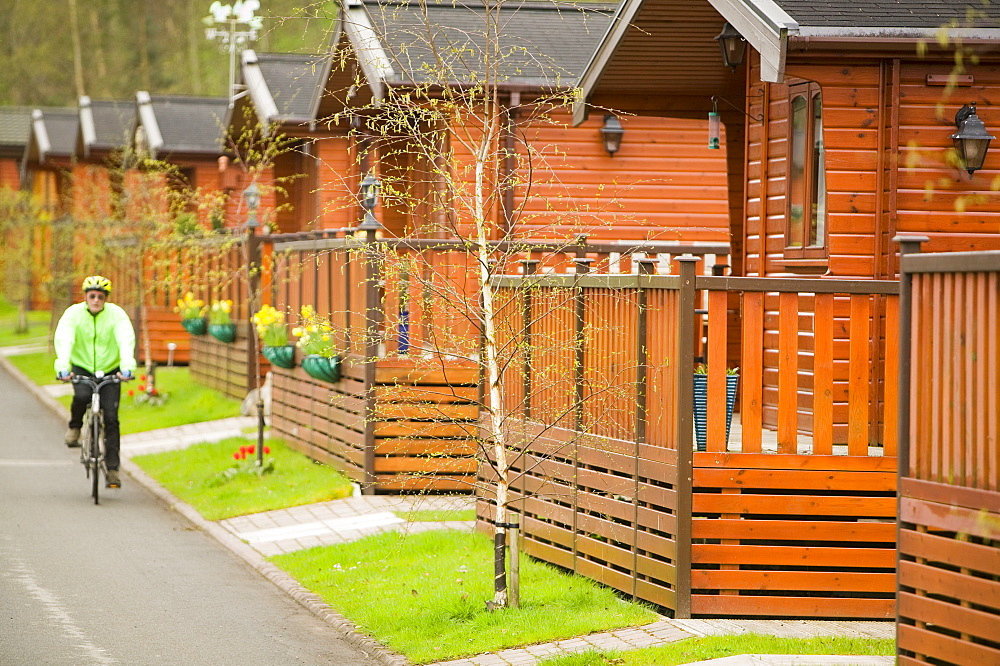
[783,80,828,262]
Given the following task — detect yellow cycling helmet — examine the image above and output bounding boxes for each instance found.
[81,275,112,294]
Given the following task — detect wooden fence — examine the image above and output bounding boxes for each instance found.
[479,258,900,618]
[896,245,1000,664]
[264,231,727,492]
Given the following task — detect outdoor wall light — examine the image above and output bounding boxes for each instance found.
[951,102,995,175]
[714,22,747,70]
[358,173,382,231]
[242,181,260,229]
[601,114,625,156]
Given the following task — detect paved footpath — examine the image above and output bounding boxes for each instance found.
[7,353,894,666]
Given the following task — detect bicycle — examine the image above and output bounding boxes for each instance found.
[71,372,122,504]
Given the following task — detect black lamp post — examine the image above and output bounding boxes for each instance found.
[951,102,995,175]
[242,182,265,467]
[714,22,747,70]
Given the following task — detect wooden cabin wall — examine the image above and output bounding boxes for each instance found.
[0,158,20,189]
[314,134,356,230]
[894,59,1000,254]
[743,52,1000,441]
[513,111,731,243]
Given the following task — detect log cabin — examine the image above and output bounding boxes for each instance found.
[463,0,1000,620]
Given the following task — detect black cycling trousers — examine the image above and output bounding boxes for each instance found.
[68,365,122,471]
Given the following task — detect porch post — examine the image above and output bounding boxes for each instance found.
[675,255,699,618]
[893,236,928,486]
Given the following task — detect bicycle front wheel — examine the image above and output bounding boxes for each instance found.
[91,414,102,504]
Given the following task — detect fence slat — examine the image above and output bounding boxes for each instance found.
[777,292,799,453]
[813,293,834,455]
[740,292,764,453]
[848,295,871,456]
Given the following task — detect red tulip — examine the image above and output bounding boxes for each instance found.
[233,452,240,460]
[138,384,146,392]
[128,389,134,397]
[140,374,147,381]
[248,445,256,455]
[264,446,271,454]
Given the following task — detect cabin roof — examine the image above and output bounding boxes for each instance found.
[135,93,228,157]
[233,50,333,131]
[23,108,78,166]
[78,97,135,158]
[576,0,1000,122]
[346,0,616,100]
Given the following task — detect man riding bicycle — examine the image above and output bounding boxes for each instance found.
[54,276,136,489]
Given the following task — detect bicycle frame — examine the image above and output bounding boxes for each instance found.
[72,373,120,504]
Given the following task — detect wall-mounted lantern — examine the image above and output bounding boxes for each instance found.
[600,114,625,156]
[951,102,994,175]
[358,173,382,231]
[714,22,747,70]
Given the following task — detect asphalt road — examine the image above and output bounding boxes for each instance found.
[0,364,378,665]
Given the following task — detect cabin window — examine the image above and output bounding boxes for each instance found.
[785,82,826,260]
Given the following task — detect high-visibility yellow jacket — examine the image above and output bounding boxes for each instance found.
[53,302,137,376]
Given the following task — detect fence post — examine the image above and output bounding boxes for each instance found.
[634,257,655,600]
[571,256,592,573]
[361,227,383,494]
[675,255,699,618]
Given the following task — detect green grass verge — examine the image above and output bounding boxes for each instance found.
[4,350,55,386]
[270,530,660,664]
[396,509,476,522]
[2,355,241,434]
[0,301,50,347]
[131,437,355,520]
[537,634,895,665]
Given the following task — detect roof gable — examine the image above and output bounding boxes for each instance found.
[136,93,228,157]
[24,108,78,166]
[78,97,135,158]
[350,0,616,97]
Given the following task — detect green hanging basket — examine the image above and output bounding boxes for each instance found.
[301,354,342,383]
[181,317,207,336]
[263,344,296,369]
[208,323,237,343]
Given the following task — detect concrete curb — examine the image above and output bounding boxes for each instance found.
[0,355,408,666]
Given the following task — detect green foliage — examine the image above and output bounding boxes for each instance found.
[131,437,355,520]
[536,635,895,665]
[0,301,50,347]
[270,530,659,663]
[0,0,337,105]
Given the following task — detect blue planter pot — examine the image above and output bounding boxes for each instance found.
[262,344,296,369]
[208,323,236,343]
[693,373,739,452]
[301,354,341,383]
[181,317,207,335]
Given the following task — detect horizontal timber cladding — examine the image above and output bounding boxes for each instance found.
[477,421,683,612]
[189,330,251,400]
[896,480,1000,665]
[372,359,480,492]
[269,355,480,493]
[690,452,897,619]
[141,306,190,365]
[270,356,368,484]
